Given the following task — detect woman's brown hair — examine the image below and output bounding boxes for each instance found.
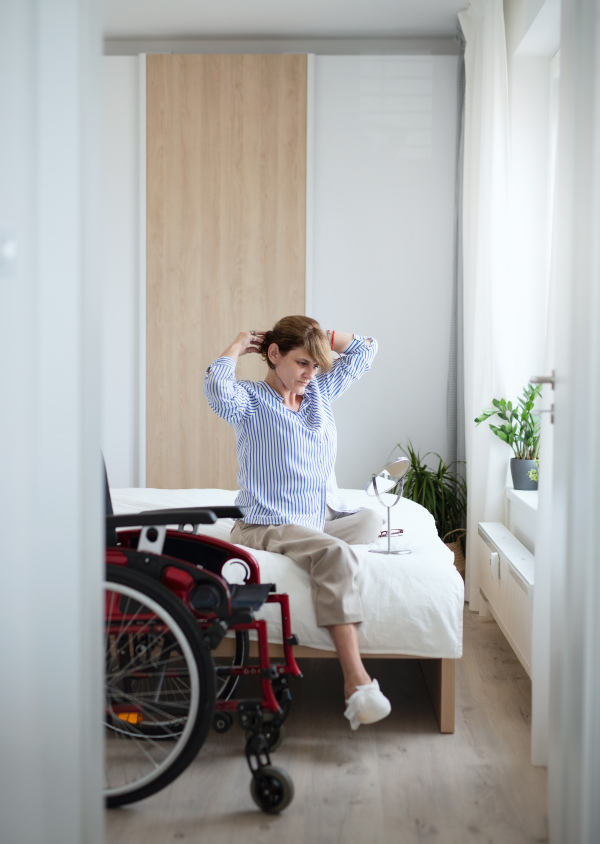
[260,315,332,372]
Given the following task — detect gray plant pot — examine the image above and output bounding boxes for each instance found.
[510,458,538,491]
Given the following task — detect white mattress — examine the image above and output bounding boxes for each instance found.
[110,488,464,659]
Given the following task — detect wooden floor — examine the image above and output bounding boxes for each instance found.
[105,606,548,844]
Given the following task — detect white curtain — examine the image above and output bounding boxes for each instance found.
[459,0,512,608]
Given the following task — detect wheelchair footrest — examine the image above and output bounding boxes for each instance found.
[229,583,274,611]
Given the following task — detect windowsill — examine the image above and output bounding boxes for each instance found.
[505,487,538,513]
[504,487,538,554]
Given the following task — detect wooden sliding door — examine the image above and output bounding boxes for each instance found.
[146,54,307,488]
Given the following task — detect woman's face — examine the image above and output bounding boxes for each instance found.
[269,345,319,396]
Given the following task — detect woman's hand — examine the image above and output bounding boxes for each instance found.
[219,330,266,362]
[238,330,265,355]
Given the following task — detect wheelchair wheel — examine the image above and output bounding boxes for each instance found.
[250,765,294,814]
[104,565,215,807]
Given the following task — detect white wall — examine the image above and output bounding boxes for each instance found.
[102,56,142,487]
[310,55,458,487]
[504,0,560,55]
[0,1,104,842]
[102,51,458,489]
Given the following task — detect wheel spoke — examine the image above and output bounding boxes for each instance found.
[104,567,215,806]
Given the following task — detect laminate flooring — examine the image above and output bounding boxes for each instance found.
[105,606,548,844]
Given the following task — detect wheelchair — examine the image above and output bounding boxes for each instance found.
[103,471,302,814]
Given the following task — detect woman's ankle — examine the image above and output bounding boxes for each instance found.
[344,672,372,700]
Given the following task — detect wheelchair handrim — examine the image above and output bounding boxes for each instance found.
[103,579,201,799]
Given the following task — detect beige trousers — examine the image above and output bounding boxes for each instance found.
[230,508,383,627]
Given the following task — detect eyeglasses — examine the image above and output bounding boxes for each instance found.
[378,528,403,538]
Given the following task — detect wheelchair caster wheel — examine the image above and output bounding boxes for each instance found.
[213,712,233,734]
[250,765,294,814]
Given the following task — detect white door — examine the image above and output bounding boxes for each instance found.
[530,1,600,840]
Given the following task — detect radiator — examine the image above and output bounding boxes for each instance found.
[477,522,534,677]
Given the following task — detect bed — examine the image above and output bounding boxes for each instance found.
[110,487,465,732]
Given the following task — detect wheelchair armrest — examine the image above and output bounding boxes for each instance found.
[194,505,245,520]
[106,508,217,528]
[105,505,245,530]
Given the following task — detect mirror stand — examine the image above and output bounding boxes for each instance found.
[367,457,412,556]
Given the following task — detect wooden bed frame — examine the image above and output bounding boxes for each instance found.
[216,639,456,733]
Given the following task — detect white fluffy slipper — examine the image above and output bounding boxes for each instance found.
[344,679,391,730]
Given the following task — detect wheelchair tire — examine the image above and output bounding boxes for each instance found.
[104,565,216,807]
[250,765,294,814]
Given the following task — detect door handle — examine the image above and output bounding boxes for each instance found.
[530,370,556,388]
[530,371,556,423]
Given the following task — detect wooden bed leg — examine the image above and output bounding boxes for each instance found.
[419,658,455,734]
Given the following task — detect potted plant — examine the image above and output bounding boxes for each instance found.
[391,441,467,579]
[474,383,542,490]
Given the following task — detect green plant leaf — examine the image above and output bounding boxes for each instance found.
[397,440,467,538]
[475,382,545,459]
[489,425,509,443]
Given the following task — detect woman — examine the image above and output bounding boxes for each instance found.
[203,315,391,729]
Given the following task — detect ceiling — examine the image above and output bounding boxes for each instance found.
[103,0,466,41]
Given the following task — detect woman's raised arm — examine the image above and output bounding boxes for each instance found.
[326,331,372,354]
[218,330,266,363]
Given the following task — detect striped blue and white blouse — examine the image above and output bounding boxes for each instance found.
[203,335,377,530]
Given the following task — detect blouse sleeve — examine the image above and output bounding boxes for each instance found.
[317,335,378,402]
[203,356,251,425]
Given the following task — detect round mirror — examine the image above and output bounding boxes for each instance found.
[366,456,410,496]
[375,456,410,482]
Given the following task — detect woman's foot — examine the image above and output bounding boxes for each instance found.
[344,679,391,730]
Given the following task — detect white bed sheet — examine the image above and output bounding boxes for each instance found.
[110,488,464,659]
